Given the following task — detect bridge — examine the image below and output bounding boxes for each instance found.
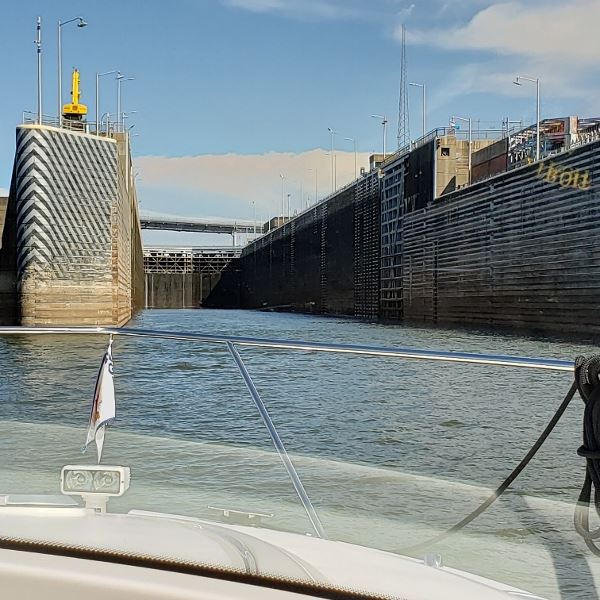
[140,214,260,235]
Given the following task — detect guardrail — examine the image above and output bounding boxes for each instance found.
[21,111,121,137]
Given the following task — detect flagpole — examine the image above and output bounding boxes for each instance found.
[83,335,116,464]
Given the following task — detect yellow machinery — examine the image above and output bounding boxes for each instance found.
[62,68,88,121]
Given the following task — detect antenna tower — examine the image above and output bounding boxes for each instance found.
[397,24,410,149]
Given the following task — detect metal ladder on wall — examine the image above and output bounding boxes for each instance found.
[319,203,328,313]
[290,220,296,303]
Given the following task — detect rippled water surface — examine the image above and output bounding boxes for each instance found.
[1,308,600,599]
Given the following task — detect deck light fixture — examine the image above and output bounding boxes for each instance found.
[61,465,130,512]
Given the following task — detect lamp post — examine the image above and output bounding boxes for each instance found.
[370,114,388,160]
[279,173,285,221]
[344,137,357,179]
[327,127,337,193]
[35,17,42,124]
[116,73,135,132]
[514,75,540,161]
[451,115,472,184]
[409,82,426,137]
[308,168,318,205]
[122,110,137,130]
[96,70,117,135]
[58,16,87,127]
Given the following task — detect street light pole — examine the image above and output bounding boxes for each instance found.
[116,74,134,132]
[344,137,357,179]
[58,16,87,127]
[409,82,426,137]
[370,115,387,159]
[35,17,42,124]
[327,127,337,193]
[308,168,318,205]
[514,75,540,161]
[279,173,285,221]
[96,70,117,135]
[451,115,472,184]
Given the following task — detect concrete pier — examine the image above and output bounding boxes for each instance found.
[0,125,143,326]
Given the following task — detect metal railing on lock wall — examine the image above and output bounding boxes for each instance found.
[21,111,118,138]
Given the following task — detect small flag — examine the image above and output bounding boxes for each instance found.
[83,336,116,463]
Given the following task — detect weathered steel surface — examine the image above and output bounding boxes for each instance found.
[206,171,381,315]
[401,140,600,333]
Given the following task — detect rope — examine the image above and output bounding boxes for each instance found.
[574,356,600,556]
[401,379,578,554]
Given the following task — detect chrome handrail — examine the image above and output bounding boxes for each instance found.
[0,326,574,372]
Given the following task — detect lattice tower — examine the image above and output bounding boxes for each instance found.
[397,24,410,149]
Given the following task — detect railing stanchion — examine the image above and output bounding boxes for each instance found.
[225,341,325,538]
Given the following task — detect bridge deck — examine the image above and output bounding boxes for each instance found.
[140,215,259,234]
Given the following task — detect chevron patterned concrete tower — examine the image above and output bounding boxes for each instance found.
[5,124,144,325]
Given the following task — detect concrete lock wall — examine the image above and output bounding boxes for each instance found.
[401,139,600,334]
[0,125,143,326]
[209,135,600,336]
[0,181,18,324]
[205,171,381,316]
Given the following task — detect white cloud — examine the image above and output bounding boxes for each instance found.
[134,148,371,222]
[397,2,415,18]
[407,1,600,64]
[402,0,600,109]
[222,0,360,19]
[223,0,286,13]
[0,188,9,197]
[221,0,417,20]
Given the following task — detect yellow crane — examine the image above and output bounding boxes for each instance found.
[62,68,87,121]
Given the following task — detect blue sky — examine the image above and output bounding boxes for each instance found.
[1,0,598,244]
